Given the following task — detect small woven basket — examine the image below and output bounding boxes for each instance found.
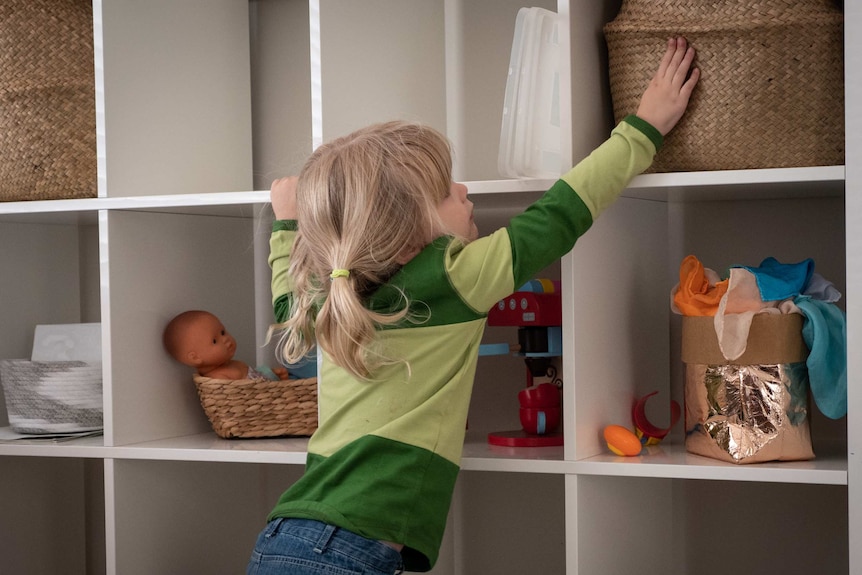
[604,0,844,172]
[0,360,103,434]
[0,0,97,201]
[193,375,318,439]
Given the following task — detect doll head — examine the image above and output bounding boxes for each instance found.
[163,310,237,373]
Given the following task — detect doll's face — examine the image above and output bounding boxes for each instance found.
[182,312,236,370]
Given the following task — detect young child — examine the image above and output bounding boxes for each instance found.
[163,310,288,381]
[249,37,699,574]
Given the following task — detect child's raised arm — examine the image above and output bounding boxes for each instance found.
[636,36,700,136]
[271,176,299,221]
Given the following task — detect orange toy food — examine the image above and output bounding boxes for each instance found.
[603,424,642,456]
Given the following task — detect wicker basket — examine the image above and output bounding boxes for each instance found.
[0,0,97,201]
[193,375,318,439]
[604,0,844,172]
[0,360,103,434]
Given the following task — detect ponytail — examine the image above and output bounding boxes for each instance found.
[272,121,452,380]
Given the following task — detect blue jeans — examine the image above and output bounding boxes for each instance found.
[247,518,405,575]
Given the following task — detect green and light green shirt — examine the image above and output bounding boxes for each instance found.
[267,116,661,571]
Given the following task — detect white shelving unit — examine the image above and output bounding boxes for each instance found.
[0,1,854,574]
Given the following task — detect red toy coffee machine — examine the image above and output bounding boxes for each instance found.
[483,279,563,447]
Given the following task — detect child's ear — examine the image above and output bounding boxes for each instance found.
[396,244,422,265]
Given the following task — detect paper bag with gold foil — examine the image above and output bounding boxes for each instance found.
[682,314,815,464]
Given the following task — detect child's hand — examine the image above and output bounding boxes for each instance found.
[270,176,299,220]
[636,37,700,136]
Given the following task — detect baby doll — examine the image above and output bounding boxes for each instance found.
[163,310,288,381]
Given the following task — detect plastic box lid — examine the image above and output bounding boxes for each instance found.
[498,7,562,179]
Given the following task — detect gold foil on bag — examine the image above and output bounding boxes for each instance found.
[685,362,815,464]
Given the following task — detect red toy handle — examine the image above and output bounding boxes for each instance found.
[632,391,681,444]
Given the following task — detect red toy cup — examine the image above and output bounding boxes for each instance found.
[518,382,560,408]
[519,406,561,435]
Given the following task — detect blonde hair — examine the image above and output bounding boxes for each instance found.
[273,121,453,380]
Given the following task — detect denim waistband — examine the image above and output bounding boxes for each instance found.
[267,518,403,574]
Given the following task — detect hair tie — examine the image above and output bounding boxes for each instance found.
[330,269,350,280]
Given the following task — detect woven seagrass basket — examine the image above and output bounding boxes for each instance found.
[193,375,318,439]
[0,0,97,201]
[604,0,844,172]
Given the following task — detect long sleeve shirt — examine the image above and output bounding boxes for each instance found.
[266,116,661,571]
